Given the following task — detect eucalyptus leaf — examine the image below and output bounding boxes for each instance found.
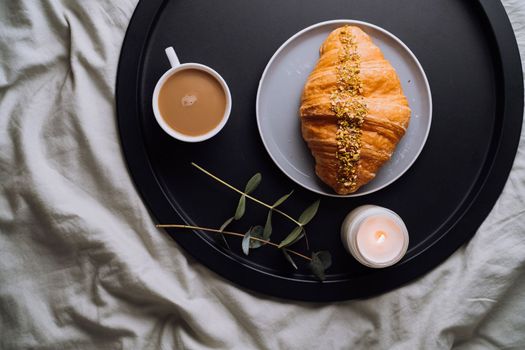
[218,217,234,250]
[298,200,320,225]
[289,231,305,246]
[309,256,325,281]
[316,250,332,269]
[263,211,272,240]
[309,251,332,281]
[244,173,262,194]
[242,228,251,255]
[251,225,264,236]
[282,249,298,270]
[272,191,293,208]
[234,195,246,220]
[219,234,230,249]
[278,226,304,248]
[249,225,265,249]
[220,217,234,232]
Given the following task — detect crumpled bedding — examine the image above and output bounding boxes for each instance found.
[1,1,524,349]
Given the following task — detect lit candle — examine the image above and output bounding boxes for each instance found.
[341,205,409,268]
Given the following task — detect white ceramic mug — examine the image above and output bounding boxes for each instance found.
[152,47,232,142]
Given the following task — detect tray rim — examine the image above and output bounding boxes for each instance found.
[116,0,523,301]
[255,19,433,197]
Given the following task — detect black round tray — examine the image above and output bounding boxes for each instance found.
[116,0,523,301]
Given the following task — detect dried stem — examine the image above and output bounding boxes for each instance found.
[191,163,302,227]
[156,224,312,261]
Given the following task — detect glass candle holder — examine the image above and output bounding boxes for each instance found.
[341,205,409,268]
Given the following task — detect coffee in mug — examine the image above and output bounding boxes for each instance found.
[152,47,231,142]
[158,68,227,137]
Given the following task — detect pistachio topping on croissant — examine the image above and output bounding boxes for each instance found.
[300,25,411,195]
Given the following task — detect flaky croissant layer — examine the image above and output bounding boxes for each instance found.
[300,25,411,194]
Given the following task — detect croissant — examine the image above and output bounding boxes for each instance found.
[300,25,411,194]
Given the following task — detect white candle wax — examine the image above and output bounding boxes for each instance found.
[341,205,409,268]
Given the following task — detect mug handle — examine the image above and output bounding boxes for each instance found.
[165,47,180,67]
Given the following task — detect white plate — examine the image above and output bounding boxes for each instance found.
[256,20,432,197]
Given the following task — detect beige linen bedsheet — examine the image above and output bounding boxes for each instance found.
[1,1,525,349]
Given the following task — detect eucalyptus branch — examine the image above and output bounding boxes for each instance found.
[191,162,302,227]
[181,163,329,279]
[156,224,312,261]
[273,208,302,227]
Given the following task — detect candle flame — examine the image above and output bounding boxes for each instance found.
[375,230,386,243]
